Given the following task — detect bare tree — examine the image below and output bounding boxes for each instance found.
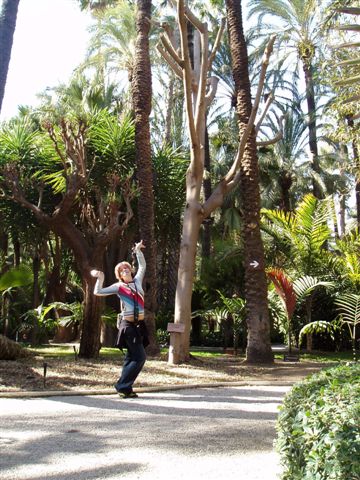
[158,0,276,364]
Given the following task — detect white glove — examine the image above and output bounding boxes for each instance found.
[90,269,104,279]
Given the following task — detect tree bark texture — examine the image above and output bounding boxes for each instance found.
[171,198,203,362]
[132,0,159,354]
[0,0,20,113]
[202,123,212,260]
[79,273,103,358]
[31,252,41,345]
[302,59,322,199]
[225,0,273,363]
[347,118,360,228]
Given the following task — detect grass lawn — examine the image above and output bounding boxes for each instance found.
[26,344,355,363]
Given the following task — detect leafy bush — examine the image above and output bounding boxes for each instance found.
[275,363,360,480]
[156,329,169,347]
[200,330,223,347]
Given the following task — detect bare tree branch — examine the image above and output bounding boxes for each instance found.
[205,76,219,108]
[178,0,197,146]
[195,26,209,133]
[3,165,50,222]
[157,43,183,78]
[256,131,283,147]
[208,18,226,71]
[183,3,206,33]
[160,32,184,68]
[255,92,274,134]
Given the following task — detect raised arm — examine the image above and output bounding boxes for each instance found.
[133,241,146,284]
[91,270,119,296]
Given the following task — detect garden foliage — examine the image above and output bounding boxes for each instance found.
[275,362,360,480]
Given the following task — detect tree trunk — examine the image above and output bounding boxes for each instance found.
[339,194,346,238]
[170,199,203,363]
[166,236,180,309]
[31,252,41,346]
[202,123,212,260]
[305,295,313,352]
[225,0,273,364]
[100,322,117,347]
[0,226,9,336]
[132,0,159,355]
[164,75,175,145]
[79,273,103,358]
[13,236,20,266]
[0,226,8,275]
[347,117,360,228]
[1,293,10,337]
[0,0,20,113]
[279,171,292,212]
[302,59,322,199]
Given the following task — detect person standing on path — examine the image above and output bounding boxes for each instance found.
[91,240,148,398]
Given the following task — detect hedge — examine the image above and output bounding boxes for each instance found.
[275,362,360,480]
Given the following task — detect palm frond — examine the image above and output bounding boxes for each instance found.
[293,275,335,302]
[267,268,296,319]
[335,293,360,326]
[299,320,338,346]
[0,265,33,292]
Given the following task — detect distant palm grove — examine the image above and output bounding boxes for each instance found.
[0,0,359,363]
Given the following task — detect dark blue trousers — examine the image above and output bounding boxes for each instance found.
[115,324,146,393]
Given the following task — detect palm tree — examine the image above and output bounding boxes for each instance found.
[78,0,159,353]
[0,0,20,113]
[248,0,326,198]
[79,1,137,85]
[131,0,159,355]
[323,5,360,227]
[225,0,273,363]
[258,102,309,211]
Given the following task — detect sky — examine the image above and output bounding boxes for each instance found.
[0,1,254,122]
[0,0,92,121]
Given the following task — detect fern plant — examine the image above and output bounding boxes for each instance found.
[268,268,335,351]
[335,293,360,362]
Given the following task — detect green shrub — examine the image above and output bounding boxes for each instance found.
[275,362,360,480]
[156,328,169,347]
[200,330,223,347]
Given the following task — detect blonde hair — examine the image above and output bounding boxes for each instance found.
[114,261,134,280]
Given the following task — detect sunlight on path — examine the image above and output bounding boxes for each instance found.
[0,385,290,480]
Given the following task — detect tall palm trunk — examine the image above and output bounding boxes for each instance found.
[347,117,360,227]
[302,59,322,199]
[132,0,159,355]
[225,0,273,363]
[0,0,20,113]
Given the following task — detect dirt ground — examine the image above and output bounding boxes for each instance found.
[0,350,336,393]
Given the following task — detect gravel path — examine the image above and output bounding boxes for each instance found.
[0,385,290,480]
